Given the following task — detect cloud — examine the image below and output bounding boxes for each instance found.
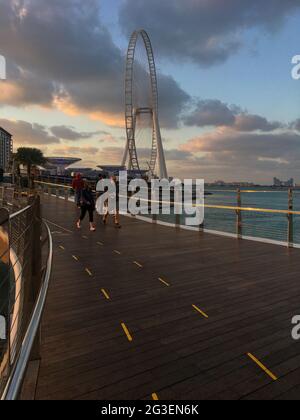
[0,65,56,107]
[50,146,99,157]
[98,147,124,164]
[0,118,117,149]
[184,100,237,127]
[119,0,300,66]
[181,127,300,158]
[177,126,300,181]
[157,75,190,128]
[183,99,282,132]
[98,134,124,145]
[50,125,107,141]
[0,0,190,128]
[165,149,194,161]
[0,118,60,146]
[234,114,283,132]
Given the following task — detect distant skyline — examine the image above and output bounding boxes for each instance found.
[0,0,300,183]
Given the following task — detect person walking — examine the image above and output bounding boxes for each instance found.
[72,173,84,207]
[96,174,105,199]
[77,181,96,232]
[102,176,121,228]
[96,174,106,218]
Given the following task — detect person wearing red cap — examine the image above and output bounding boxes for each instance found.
[72,173,84,207]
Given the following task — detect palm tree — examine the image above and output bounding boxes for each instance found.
[14,148,46,188]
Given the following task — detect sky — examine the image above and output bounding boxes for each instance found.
[0,0,300,184]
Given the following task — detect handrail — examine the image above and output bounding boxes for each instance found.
[1,221,53,400]
[205,189,294,193]
[199,204,300,216]
[9,205,32,220]
[119,195,300,216]
[35,179,300,247]
[35,180,300,216]
[35,180,293,195]
[35,181,72,189]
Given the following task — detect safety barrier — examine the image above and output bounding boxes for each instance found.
[34,180,300,248]
[0,196,53,400]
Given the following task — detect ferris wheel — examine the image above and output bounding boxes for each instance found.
[122,30,168,179]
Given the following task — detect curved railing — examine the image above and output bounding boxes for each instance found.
[0,186,30,214]
[0,197,53,400]
[34,180,300,248]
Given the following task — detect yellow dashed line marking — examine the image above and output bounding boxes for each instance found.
[159,278,170,287]
[114,250,122,255]
[101,289,110,300]
[85,268,93,277]
[152,393,159,401]
[59,245,65,251]
[72,255,79,261]
[121,323,133,342]
[82,235,88,240]
[97,242,104,246]
[192,305,209,319]
[133,261,143,268]
[247,353,278,381]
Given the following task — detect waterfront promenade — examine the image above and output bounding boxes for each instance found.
[34,194,300,400]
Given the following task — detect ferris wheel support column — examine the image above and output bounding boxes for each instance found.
[122,141,129,168]
[154,114,168,179]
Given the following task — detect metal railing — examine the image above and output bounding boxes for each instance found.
[35,180,74,201]
[0,195,53,400]
[0,186,33,214]
[34,180,300,248]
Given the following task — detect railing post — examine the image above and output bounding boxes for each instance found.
[65,187,69,201]
[0,186,4,204]
[175,213,181,229]
[236,188,242,239]
[150,187,157,224]
[288,188,294,248]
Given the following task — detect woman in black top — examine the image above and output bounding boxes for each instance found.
[77,181,96,231]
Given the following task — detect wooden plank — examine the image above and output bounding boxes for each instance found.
[33,195,300,400]
[20,360,40,400]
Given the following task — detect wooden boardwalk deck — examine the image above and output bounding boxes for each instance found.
[35,194,300,400]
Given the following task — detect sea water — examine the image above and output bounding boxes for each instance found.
[154,187,300,245]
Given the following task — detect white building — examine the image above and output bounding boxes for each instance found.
[45,157,82,175]
[0,127,13,171]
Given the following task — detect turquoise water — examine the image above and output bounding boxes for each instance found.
[156,188,300,245]
[204,188,300,244]
[44,183,300,245]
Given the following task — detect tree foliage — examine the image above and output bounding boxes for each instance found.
[15,147,46,188]
[15,148,46,168]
